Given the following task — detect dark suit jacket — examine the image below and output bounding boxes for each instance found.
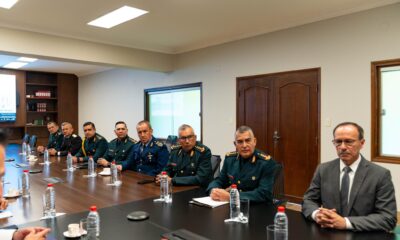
[302,156,397,232]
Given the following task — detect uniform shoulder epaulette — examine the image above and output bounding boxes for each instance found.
[129,137,137,143]
[225,151,238,157]
[110,138,118,142]
[170,144,181,151]
[96,134,103,140]
[194,145,205,153]
[154,140,164,147]
[72,134,78,138]
[257,152,271,160]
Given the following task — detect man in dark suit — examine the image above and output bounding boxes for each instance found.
[302,122,397,232]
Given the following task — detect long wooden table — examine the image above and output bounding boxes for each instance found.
[1,144,194,227]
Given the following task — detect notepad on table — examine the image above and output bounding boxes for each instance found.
[190,196,229,208]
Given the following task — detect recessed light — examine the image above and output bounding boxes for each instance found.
[0,0,18,9]
[3,62,28,69]
[18,57,38,62]
[88,6,148,29]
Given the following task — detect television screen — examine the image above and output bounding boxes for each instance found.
[0,74,17,122]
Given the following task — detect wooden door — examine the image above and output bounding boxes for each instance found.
[237,68,320,203]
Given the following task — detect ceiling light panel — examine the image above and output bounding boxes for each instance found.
[88,6,148,29]
[18,57,38,62]
[0,0,18,9]
[3,61,28,69]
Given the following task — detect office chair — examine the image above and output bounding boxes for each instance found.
[210,155,222,179]
[165,135,178,153]
[22,133,30,144]
[29,135,38,148]
[272,161,287,206]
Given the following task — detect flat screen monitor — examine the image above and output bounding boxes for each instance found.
[0,74,17,122]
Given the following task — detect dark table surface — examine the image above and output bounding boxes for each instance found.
[4,144,397,240]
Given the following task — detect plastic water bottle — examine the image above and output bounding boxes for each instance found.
[274,206,288,240]
[110,161,120,185]
[44,148,50,164]
[87,205,100,239]
[22,142,27,155]
[160,171,172,203]
[229,184,240,219]
[43,183,56,218]
[26,144,31,155]
[21,170,30,198]
[88,156,96,177]
[66,152,73,171]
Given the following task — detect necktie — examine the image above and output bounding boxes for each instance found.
[340,166,352,216]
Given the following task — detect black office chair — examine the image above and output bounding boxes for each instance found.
[165,135,178,153]
[29,135,38,148]
[211,155,222,179]
[272,161,287,206]
[22,133,30,144]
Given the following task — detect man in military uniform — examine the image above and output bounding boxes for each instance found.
[124,120,169,176]
[37,121,63,154]
[97,121,137,168]
[207,125,276,203]
[51,122,82,156]
[156,124,212,187]
[72,122,108,163]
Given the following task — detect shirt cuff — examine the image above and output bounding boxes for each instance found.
[344,217,353,229]
[0,229,16,239]
[311,209,319,221]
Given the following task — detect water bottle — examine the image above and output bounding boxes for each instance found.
[43,183,56,218]
[274,206,288,240]
[229,184,240,219]
[44,148,50,164]
[22,142,27,155]
[160,171,172,203]
[87,205,100,239]
[66,152,73,171]
[88,156,96,177]
[26,144,32,156]
[110,161,120,185]
[21,170,30,198]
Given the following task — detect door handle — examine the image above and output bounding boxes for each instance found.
[273,131,280,142]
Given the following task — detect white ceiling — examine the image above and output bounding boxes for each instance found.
[0,0,398,75]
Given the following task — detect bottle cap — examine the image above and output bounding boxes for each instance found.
[112,160,116,165]
[23,170,29,173]
[47,183,54,187]
[277,206,285,212]
[231,184,237,189]
[90,206,97,211]
[161,171,167,175]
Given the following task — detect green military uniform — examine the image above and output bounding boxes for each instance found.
[165,141,213,187]
[103,136,137,165]
[46,129,63,150]
[207,149,276,203]
[75,133,108,162]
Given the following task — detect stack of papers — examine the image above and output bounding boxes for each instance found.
[190,196,229,208]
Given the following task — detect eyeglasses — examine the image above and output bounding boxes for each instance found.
[179,135,195,141]
[332,139,357,147]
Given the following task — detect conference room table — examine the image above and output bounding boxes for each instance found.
[2,144,397,239]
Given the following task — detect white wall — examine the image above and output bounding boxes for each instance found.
[79,4,400,206]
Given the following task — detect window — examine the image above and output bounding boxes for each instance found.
[145,83,202,140]
[371,59,400,163]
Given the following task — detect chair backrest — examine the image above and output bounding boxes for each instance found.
[29,135,38,148]
[22,133,30,144]
[165,135,178,153]
[210,155,222,179]
[272,161,286,206]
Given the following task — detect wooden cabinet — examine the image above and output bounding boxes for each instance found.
[0,69,78,146]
